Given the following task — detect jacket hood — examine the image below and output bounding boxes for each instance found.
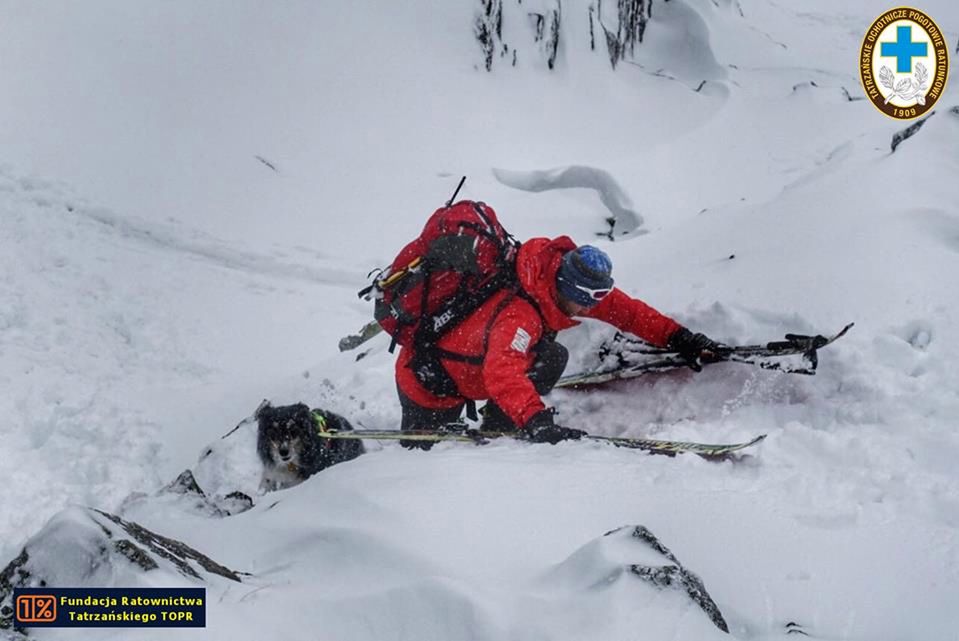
[516,237,580,332]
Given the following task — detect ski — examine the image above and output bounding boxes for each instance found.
[315,427,766,460]
[557,323,854,388]
[586,432,765,457]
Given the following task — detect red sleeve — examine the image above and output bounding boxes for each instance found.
[482,301,546,428]
[582,288,681,347]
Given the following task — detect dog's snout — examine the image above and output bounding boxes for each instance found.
[278,446,290,459]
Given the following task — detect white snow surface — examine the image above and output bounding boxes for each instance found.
[2,0,959,639]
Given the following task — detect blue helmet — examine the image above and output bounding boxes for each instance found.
[556,246,614,308]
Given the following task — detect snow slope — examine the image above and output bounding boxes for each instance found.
[2,0,959,639]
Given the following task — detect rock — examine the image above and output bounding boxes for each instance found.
[163,469,205,496]
[621,526,728,633]
[0,507,241,630]
[219,492,255,515]
[599,0,652,68]
[891,112,936,152]
[475,0,504,71]
[528,2,561,69]
[155,469,254,517]
[544,524,729,633]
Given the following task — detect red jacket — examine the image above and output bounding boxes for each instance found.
[396,237,681,427]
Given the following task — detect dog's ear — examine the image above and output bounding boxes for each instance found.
[293,403,313,425]
[254,399,272,421]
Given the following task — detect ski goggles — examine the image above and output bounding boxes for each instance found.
[560,279,613,302]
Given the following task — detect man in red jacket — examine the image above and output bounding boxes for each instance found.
[396,238,721,445]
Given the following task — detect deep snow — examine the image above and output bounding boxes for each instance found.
[2,0,959,639]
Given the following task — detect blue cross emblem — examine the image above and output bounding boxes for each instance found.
[880,25,928,73]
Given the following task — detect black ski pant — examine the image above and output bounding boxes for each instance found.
[399,339,568,446]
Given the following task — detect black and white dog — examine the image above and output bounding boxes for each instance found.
[255,401,364,491]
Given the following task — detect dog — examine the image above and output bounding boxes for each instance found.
[255,400,364,491]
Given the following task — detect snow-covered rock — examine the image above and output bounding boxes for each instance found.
[0,507,240,630]
[543,524,728,633]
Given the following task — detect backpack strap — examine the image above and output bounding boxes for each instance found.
[414,268,517,347]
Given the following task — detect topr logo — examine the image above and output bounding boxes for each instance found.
[860,7,949,119]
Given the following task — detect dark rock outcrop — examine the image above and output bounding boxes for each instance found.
[151,469,253,517]
[891,111,935,152]
[475,0,504,71]
[598,0,653,68]
[529,2,562,69]
[618,525,729,633]
[475,0,657,71]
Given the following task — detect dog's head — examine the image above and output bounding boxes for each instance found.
[255,401,315,469]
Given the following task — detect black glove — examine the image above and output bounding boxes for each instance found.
[523,409,586,444]
[667,327,724,371]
